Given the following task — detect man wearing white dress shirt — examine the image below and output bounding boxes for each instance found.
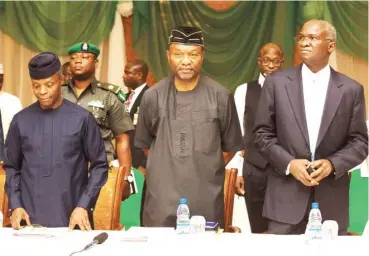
[0,64,23,140]
[229,43,284,233]
[253,19,368,235]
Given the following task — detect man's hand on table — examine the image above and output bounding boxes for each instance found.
[11,207,31,230]
[69,207,91,231]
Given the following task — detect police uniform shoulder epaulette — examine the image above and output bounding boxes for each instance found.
[97,82,127,102]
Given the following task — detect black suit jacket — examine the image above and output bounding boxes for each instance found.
[128,85,149,168]
[253,65,368,229]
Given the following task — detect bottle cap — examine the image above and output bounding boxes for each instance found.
[180,198,187,204]
[312,202,319,209]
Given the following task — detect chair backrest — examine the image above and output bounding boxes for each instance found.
[93,166,125,230]
[224,168,238,232]
[0,164,10,227]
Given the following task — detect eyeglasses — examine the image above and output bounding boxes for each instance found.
[294,35,333,43]
[258,58,283,67]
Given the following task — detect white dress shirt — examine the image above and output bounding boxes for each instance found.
[226,74,265,176]
[286,64,330,174]
[302,64,330,160]
[126,83,146,113]
[0,91,22,140]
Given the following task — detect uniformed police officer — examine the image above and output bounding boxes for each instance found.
[62,42,135,199]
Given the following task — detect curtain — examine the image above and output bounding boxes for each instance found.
[132,1,368,91]
[0,1,117,56]
[298,1,368,60]
[133,1,298,91]
[0,1,133,107]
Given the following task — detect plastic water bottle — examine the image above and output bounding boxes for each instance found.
[0,210,3,228]
[176,198,190,234]
[305,202,323,248]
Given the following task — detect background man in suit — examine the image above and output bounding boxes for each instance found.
[123,59,149,224]
[123,59,149,174]
[253,19,368,235]
[230,43,284,233]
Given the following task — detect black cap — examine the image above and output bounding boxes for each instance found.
[28,52,61,79]
[169,26,204,47]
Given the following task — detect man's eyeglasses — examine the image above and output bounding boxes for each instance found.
[294,35,333,43]
[258,58,283,67]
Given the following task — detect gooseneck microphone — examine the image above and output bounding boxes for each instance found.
[84,232,109,250]
[69,232,109,256]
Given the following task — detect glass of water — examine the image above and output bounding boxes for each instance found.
[190,216,206,234]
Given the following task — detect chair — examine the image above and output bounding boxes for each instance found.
[1,163,126,230]
[93,166,126,230]
[0,163,11,227]
[224,168,241,233]
[347,231,360,236]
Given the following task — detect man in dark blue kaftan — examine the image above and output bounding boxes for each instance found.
[3,52,108,230]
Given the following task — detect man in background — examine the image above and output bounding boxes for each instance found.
[0,64,23,140]
[123,59,150,224]
[123,59,149,174]
[60,61,72,84]
[229,43,284,233]
[62,42,135,200]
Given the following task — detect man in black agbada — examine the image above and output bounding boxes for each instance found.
[135,26,243,228]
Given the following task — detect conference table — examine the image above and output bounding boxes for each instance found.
[0,227,367,256]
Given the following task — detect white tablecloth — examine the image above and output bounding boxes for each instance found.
[0,227,367,256]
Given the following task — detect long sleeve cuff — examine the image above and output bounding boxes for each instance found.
[129,168,138,195]
[76,194,94,212]
[9,195,24,211]
[226,151,244,176]
[286,163,291,175]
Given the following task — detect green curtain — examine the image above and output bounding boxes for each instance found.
[133,1,298,91]
[298,1,368,60]
[133,1,367,91]
[0,1,118,55]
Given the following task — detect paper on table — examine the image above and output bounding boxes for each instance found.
[126,226,174,233]
[12,227,69,238]
[121,227,175,242]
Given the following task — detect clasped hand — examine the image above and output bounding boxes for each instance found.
[289,159,334,187]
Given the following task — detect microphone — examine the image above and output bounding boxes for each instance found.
[84,232,109,250]
[69,232,109,256]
